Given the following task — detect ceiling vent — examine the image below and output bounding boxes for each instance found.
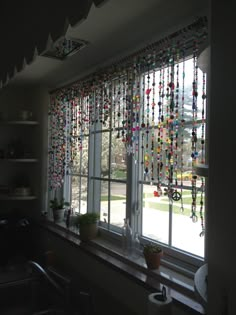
[42,36,89,60]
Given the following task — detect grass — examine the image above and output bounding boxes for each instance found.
[100,193,204,217]
[101,195,125,201]
[112,169,127,179]
[144,190,191,199]
[183,196,202,204]
[160,195,202,204]
[144,201,192,216]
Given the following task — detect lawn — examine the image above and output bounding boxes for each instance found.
[100,192,204,217]
[144,201,191,216]
[144,190,191,199]
[111,169,127,179]
[161,195,202,205]
[101,195,125,201]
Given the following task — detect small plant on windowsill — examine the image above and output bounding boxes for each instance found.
[143,243,163,270]
[49,197,70,223]
[74,212,99,242]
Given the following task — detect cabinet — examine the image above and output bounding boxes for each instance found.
[0,118,39,204]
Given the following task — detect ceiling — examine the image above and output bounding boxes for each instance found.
[4,0,208,91]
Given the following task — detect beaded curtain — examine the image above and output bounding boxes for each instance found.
[48,17,207,233]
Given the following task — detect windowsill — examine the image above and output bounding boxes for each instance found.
[40,220,206,315]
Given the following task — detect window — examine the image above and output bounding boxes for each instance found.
[48,18,207,267]
[141,59,206,258]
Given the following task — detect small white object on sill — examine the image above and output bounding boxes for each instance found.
[148,287,173,315]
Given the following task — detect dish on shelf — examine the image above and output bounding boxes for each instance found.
[13,186,31,196]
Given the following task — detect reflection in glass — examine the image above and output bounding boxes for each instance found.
[71,176,87,214]
[110,182,126,228]
[71,136,89,175]
[100,181,126,228]
[100,181,108,223]
[142,184,169,244]
[172,189,205,257]
[111,134,127,180]
[101,132,110,178]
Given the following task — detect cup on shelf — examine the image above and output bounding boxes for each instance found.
[19,110,33,121]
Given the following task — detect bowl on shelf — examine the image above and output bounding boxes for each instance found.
[13,186,31,196]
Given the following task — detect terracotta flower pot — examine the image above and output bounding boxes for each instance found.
[143,250,163,270]
[79,223,98,241]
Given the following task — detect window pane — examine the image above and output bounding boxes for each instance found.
[179,59,205,122]
[142,184,169,244]
[71,135,89,175]
[110,182,126,227]
[71,176,87,214]
[100,181,126,228]
[101,131,110,178]
[176,124,205,189]
[100,180,109,223]
[172,189,205,257]
[111,134,127,180]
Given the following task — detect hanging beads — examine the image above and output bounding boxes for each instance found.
[178,33,186,212]
[141,64,146,174]
[174,43,180,188]
[126,68,133,153]
[190,32,199,222]
[48,93,67,190]
[121,71,127,143]
[201,72,206,164]
[180,34,186,197]
[145,56,151,179]
[116,76,121,137]
[158,46,165,186]
[132,59,141,162]
[198,70,207,235]
[151,61,155,182]
[48,18,208,239]
[199,176,205,236]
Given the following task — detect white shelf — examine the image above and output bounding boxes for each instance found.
[3,158,38,163]
[6,120,39,125]
[0,195,37,200]
[0,114,39,204]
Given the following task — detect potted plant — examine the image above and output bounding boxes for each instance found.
[49,197,70,223]
[75,212,99,241]
[143,243,163,270]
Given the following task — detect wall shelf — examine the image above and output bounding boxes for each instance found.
[0,195,37,200]
[0,116,39,205]
[0,158,38,163]
[4,120,39,125]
